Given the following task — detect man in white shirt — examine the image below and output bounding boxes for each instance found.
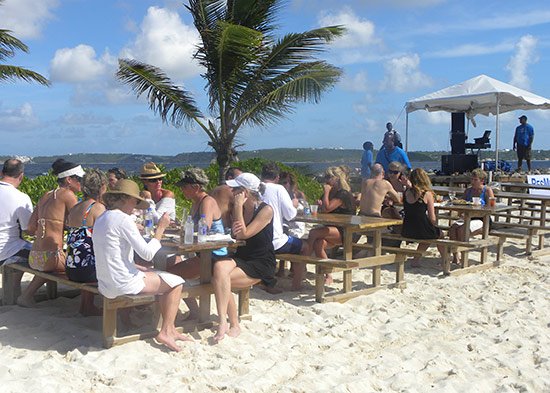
[0,159,34,293]
[260,163,306,292]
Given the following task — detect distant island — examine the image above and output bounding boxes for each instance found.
[4,147,549,166]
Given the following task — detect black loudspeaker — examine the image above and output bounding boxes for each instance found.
[451,132,466,154]
[450,112,466,154]
[441,154,478,175]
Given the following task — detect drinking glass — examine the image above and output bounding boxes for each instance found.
[448,191,456,201]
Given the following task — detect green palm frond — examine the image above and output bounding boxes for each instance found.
[0,65,50,85]
[234,61,342,131]
[0,29,29,61]
[233,26,344,121]
[116,59,207,132]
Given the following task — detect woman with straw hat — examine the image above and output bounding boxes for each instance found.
[92,179,191,351]
[140,162,176,221]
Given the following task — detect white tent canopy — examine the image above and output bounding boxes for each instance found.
[404,74,550,165]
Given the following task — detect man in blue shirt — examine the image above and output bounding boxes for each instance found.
[361,141,373,179]
[376,131,411,173]
[513,115,534,172]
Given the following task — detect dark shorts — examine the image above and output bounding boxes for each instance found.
[517,145,531,160]
[0,248,30,266]
[66,265,97,283]
[275,236,303,255]
[234,257,277,288]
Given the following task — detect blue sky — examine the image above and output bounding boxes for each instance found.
[1,0,549,157]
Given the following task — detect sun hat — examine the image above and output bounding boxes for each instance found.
[518,115,527,120]
[140,162,166,180]
[52,158,85,179]
[175,167,210,187]
[225,173,261,192]
[104,179,150,209]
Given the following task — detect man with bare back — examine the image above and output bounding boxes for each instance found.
[359,163,402,217]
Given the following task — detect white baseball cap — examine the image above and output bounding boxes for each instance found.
[225,173,261,192]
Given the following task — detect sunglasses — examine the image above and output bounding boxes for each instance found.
[146,178,162,183]
[389,170,401,174]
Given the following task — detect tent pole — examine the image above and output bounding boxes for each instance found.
[495,93,500,170]
[405,111,409,152]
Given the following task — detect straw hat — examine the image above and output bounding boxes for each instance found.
[104,179,150,209]
[175,167,210,187]
[140,162,166,180]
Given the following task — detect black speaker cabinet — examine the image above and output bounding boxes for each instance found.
[451,132,466,154]
[441,154,478,175]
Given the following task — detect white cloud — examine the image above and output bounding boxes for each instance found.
[382,54,432,92]
[318,7,381,49]
[120,6,201,80]
[340,71,369,92]
[0,0,59,39]
[506,35,538,90]
[50,45,115,83]
[427,41,514,58]
[0,102,39,129]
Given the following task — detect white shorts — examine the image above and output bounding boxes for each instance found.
[455,219,483,232]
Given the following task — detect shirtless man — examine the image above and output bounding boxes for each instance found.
[209,167,242,228]
[359,163,402,216]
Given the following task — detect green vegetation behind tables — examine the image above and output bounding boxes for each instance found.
[19,172,58,205]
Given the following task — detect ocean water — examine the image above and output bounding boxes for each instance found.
[21,160,550,179]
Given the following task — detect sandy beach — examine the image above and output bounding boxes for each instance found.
[0,238,548,393]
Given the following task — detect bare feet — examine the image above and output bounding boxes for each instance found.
[16,295,35,308]
[227,325,241,338]
[173,331,194,342]
[213,322,229,343]
[155,331,181,352]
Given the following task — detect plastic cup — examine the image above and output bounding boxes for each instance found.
[472,197,481,206]
[489,197,496,207]
[310,204,319,216]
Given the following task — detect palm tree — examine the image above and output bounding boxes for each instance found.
[117,0,344,181]
[0,0,49,85]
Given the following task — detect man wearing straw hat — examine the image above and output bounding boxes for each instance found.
[93,179,191,351]
[139,162,176,221]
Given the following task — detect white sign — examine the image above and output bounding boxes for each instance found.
[526,175,550,195]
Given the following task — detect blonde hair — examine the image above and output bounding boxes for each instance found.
[471,168,487,181]
[324,165,351,192]
[409,168,433,198]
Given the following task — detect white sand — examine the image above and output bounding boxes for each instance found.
[0,239,548,393]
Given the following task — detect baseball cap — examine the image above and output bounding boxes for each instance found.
[225,173,261,192]
[518,115,527,120]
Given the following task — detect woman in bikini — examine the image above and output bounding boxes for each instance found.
[17,159,84,307]
[65,169,107,316]
[168,168,226,318]
[140,162,176,221]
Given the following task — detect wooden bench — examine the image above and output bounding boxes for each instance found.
[1,263,250,348]
[491,221,550,255]
[380,233,503,276]
[276,252,406,303]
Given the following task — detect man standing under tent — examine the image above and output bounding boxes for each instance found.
[513,115,534,172]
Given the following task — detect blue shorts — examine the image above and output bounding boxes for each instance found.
[275,236,303,254]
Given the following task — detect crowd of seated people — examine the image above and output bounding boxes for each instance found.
[1,151,499,351]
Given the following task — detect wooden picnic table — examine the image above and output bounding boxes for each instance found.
[435,202,513,271]
[161,237,245,323]
[498,182,550,193]
[290,213,405,302]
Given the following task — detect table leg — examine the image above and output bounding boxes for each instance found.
[198,251,212,323]
[372,230,382,286]
[538,202,546,250]
[315,265,324,303]
[342,229,352,293]
[480,215,489,264]
[462,213,471,268]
